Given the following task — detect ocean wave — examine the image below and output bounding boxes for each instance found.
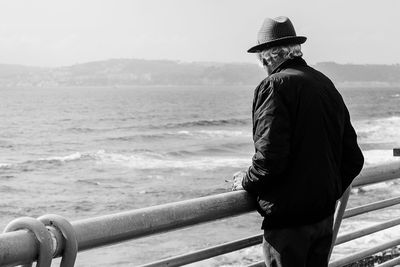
[0,152,92,171]
[67,126,120,133]
[106,129,251,142]
[355,116,400,146]
[155,118,250,129]
[0,140,14,148]
[1,150,250,171]
[0,163,13,169]
[67,127,97,133]
[92,150,251,170]
[196,130,251,138]
[106,132,193,142]
[165,150,196,157]
[41,150,250,170]
[67,118,251,135]
[166,142,252,157]
[36,152,84,162]
[3,147,397,173]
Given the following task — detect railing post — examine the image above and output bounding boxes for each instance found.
[329,186,351,261]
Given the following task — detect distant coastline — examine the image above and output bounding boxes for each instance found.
[0,58,399,87]
[336,81,400,88]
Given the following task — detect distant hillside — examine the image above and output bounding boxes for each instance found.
[0,59,399,87]
[315,62,400,85]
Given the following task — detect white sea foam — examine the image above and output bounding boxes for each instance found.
[197,130,251,138]
[9,147,398,171]
[111,129,250,141]
[0,163,12,169]
[176,130,191,135]
[2,152,90,170]
[355,116,400,145]
[92,150,251,170]
[38,152,83,162]
[363,149,400,166]
[176,129,250,139]
[1,150,251,170]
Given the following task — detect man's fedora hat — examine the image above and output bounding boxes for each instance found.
[247,16,306,53]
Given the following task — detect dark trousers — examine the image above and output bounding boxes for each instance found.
[262,215,334,267]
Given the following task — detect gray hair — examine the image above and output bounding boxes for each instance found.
[257,44,303,67]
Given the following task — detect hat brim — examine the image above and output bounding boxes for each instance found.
[247,36,307,53]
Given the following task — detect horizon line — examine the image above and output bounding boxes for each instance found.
[0,57,399,69]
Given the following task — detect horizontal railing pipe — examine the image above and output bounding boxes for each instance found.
[0,191,256,266]
[329,237,400,267]
[343,196,400,219]
[139,234,263,267]
[141,216,400,267]
[244,249,400,267]
[0,230,40,267]
[335,217,400,245]
[247,260,265,267]
[72,191,256,251]
[0,163,399,266]
[353,163,400,187]
[375,255,400,267]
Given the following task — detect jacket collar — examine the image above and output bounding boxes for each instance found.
[270,57,307,75]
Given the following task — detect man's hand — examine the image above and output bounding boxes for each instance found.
[232,170,246,191]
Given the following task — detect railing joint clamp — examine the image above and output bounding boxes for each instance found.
[3,217,53,267]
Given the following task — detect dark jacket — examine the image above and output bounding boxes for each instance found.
[242,57,364,229]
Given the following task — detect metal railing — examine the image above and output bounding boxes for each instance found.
[1,158,400,266]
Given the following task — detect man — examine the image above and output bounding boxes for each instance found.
[232,16,364,267]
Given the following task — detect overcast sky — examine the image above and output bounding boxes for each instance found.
[0,0,398,67]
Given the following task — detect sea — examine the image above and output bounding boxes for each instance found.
[1,85,400,266]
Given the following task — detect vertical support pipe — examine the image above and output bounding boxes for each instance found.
[329,186,351,260]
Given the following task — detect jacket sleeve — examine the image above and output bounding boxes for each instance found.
[340,106,364,194]
[242,79,291,194]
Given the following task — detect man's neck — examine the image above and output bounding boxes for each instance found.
[266,58,287,76]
